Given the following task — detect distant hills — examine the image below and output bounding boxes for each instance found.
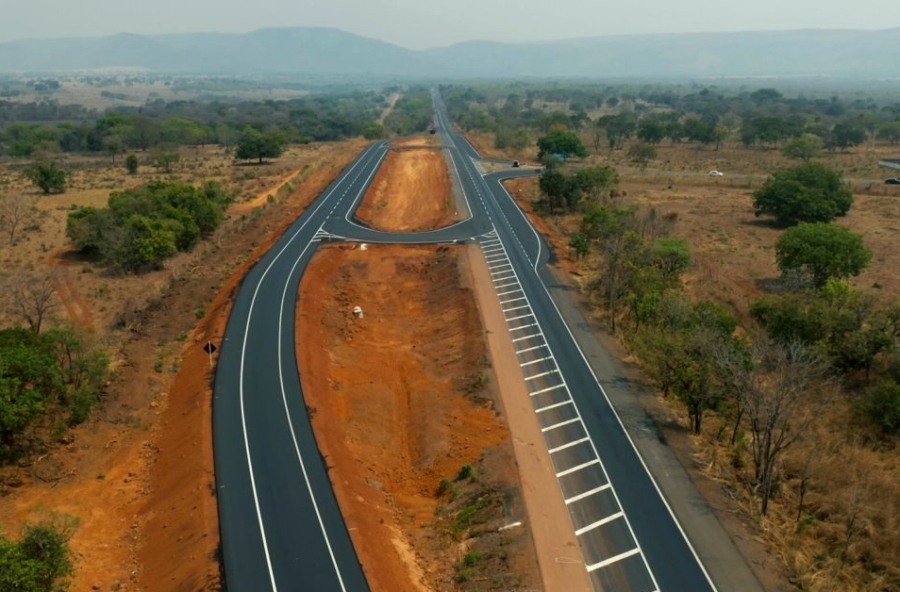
[1,26,899,79]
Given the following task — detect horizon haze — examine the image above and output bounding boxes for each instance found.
[3,0,900,50]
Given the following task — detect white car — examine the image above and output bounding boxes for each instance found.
[708,170,725,177]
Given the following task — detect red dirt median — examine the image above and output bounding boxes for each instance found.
[296,243,540,591]
[354,146,458,232]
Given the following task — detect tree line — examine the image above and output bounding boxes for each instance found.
[439,82,900,156]
[0,88,413,159]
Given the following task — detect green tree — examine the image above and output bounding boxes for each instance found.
[595,113,637,150]
[862,380,900,435]
[236,128,286,163]
[571,166,618,202]
[775,223,871,288]
[125,154,139,175]
[25,162,67,195]
[753,162,853,226]
[0,516,77,592]
[536,129,587,160]
[781,134,823,161]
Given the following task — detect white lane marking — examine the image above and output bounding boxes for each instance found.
[511,332,542,342]
[586,548,642,572]
[549,436,591,454]
[555,458,600,477]
[506,313,534,322]
[520,356,552,368]
[516,344,546,355]
[534,399,572,413]
[529,384,565,396]
[490,271,516,280]
[501,296,528,306]
[496,288,523,297]
[502,304,530,314]
[542,417,581,433]
[494,279,519,289]
[575,512,625,537]
[237,142,382,591]
[524,369,559,381]
[488,262,512,271]
[509,322,538,332]
[565,484,612,505]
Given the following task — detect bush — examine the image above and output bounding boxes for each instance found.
[0,516,77,592]
[862,380,900,435]
[753,162,853,226]
[65,181,231,273]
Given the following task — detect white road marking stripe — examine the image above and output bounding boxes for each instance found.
[494,280,519,289]
[575,512,624,537]
[542,417,581,433]
[496,288,523,297]
[555,458,600,477]
[548,436,591,454]
[534,399,573,413]
[511,333,542,342]
[586,548,642,572]
[509,322,538,332]
[520,356,552,367]
[502,304,530,313]
[516,345,545,355]
[506,313,534,322]
[502,298,528,308]
[525,369,559,381]
[491,271,515,280]
[529,384,565,396]
[565,484,611,505]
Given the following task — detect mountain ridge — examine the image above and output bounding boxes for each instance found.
[1,26,898,78]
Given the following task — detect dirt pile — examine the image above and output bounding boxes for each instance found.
[296,244,540,591]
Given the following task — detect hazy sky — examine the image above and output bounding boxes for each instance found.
[3,0,899,49]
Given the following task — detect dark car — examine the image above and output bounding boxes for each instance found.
[886,177,900,185]
[512,160,520,168]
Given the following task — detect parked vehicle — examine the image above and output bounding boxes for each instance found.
[708,170,725,177]
[885,177,900,185]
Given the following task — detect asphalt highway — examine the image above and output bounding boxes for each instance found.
[213,91,720,591]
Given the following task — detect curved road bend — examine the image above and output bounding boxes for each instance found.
[214,91,724,592]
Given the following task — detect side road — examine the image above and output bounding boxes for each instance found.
[540,268,773,592]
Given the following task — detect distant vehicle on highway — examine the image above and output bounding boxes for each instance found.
[512,160,520,168]
[885,177,900,185]
[708,170,725,177]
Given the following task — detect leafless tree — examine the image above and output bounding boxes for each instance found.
[738,337,835,516]
[0,192,37,244]
[6,270,59,333]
